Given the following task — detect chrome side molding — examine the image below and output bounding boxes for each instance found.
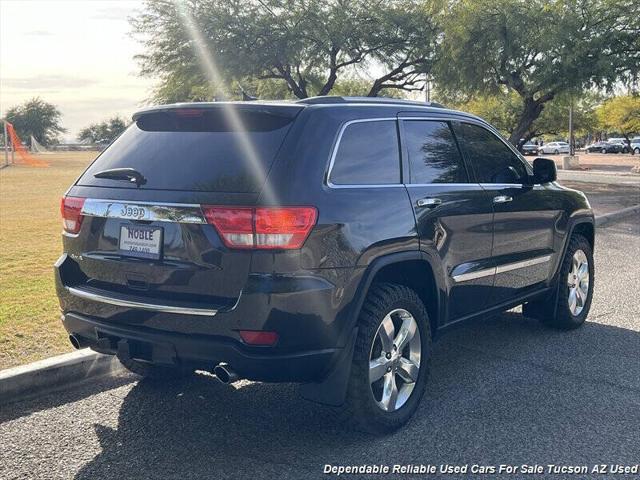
[452,266,495,283]
[452,254,552,283]
[66,286,218,316]
[495,254,552,274]
[81,199,207,224]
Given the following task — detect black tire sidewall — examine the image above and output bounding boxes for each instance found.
[554,236,595,328]
[349,284,432,432]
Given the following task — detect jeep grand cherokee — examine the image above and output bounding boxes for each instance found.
[55,97,595,433]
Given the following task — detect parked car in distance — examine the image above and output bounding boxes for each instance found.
[539,141,570,154]
[631,137,640,154]
[55,97,595,434]
[585,141,623,154]
[520,142,539,156]
[607,138,630,153]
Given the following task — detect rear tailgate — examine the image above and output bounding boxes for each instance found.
[59,104,302,314]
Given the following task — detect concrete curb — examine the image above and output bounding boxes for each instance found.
[0,349,124,406]
[595,204,640,227]
[0,202,638,405]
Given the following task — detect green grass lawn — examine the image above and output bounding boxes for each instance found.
[0,152,96,369]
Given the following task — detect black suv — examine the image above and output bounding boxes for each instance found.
[55,97,595,433]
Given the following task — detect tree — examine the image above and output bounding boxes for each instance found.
[595,95,640,144]
[435,0,640,147]
[454,91,599,143]
[78,117,128,144]
[4,97,66,146]
[131,0,440,102]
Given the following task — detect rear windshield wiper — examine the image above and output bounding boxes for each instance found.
[94,168,147,187]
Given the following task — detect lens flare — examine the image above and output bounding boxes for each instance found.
[172,0,277,204]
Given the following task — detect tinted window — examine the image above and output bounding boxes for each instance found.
[330,121,400,185]
[453,122,528,183]
[78,107,300,192]
[403,120,468,184]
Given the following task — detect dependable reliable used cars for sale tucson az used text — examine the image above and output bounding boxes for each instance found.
[55,97,595,433]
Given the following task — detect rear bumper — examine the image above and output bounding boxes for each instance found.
[55,253,362,382]
[62,311,339,382]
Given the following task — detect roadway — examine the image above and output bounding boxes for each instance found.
[1,220,639,479]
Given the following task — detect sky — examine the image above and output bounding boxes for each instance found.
[0,0,150,140]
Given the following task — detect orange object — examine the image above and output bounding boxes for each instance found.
[4,122,48,167]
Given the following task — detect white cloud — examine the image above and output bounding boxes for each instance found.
[0,0,152,138]
[2,75,100,90]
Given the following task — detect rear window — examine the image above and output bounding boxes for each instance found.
[330,120,400,185]
[78,107,300,192]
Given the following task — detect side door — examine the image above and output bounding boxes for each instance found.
[399,117,495,322]
[452,121,560,306]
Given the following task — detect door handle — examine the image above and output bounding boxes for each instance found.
[493,195,513,204]
[416,198,442,208]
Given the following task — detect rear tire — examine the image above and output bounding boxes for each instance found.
[601,148,607,154]
[118,356,193,380]
[523,234,594,330]
[340,283,432,434]
[554,149,559,154]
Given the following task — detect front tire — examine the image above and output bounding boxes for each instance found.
[341,283,432,434]
[601,148,607,154]
[524,234,594,330]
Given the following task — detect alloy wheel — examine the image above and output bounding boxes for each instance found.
[368,309,421,412]
[567,249,589,316]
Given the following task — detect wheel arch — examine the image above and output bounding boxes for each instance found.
[349,252,445,338]
[552,216,595,284]
[571,221,595,251]
[300,251,444,407]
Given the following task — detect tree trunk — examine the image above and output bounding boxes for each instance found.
[318,69,338,96]
[367,79,384,97]
[508,97,545,148]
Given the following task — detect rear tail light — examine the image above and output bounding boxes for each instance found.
[203,206,317,250]
[239,330,279,346]
[60,196,85,234]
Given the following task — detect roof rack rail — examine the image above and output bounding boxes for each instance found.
[297,96,446,108]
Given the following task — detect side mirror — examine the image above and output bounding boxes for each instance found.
[532,157,557,184]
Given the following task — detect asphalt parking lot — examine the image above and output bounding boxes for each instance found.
[1,220,639,480]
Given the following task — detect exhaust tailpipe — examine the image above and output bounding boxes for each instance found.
[214,364,239,384]
[69,334,84,350]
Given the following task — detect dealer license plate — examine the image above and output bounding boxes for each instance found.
[119,225,163,259]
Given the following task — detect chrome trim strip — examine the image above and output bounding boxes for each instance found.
[81,199,206,224]
[66,286,218,316]
[452,267,496,283]
[452,254,553,283]
[397,116,456,121]
[406,183,479,188]
[495,254,552,274]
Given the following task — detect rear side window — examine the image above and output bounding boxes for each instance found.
[78,107,300,192]
[330,120,400,185]
[453,122,528,184]
[402,120,468,184]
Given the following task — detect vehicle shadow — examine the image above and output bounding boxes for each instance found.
[74,312,640,479]
[0,372,135,424]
